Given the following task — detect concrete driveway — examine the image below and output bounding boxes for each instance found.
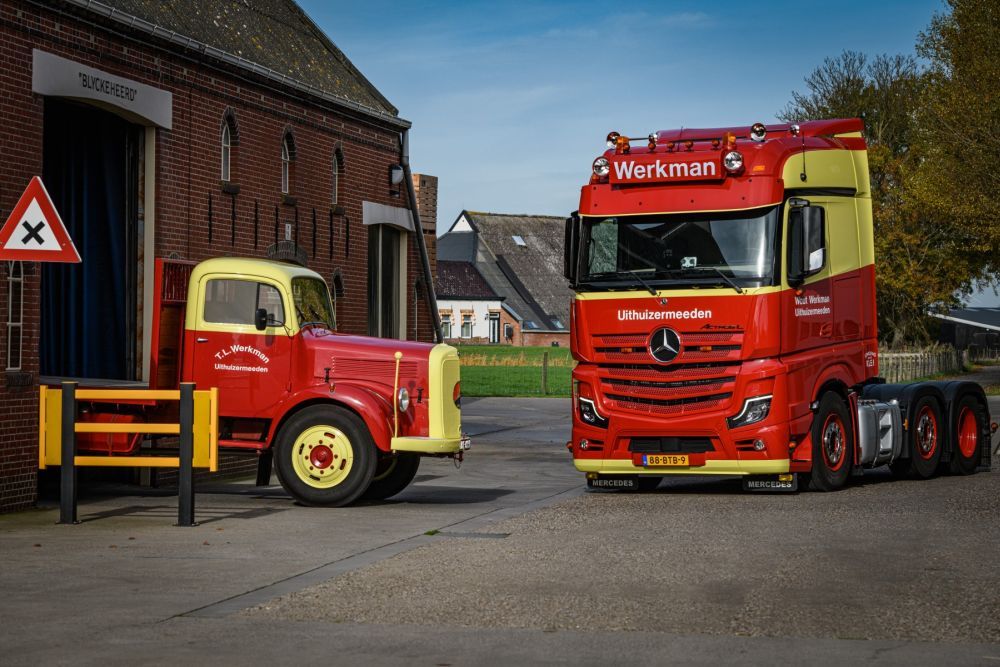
[0,396,997,665]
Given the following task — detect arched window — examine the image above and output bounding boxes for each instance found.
[281,131,296,195]
[221,123,232,182]
[220,109,239,184]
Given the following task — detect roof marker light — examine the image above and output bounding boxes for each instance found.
[723,132,737,150]
[648,133,657,151]
[606,131,621,149]
[711,138,720,149]
[789,124,801,137]
[667,141,676,152]
[615,134,631,154]
[684,140,694,151]
[750,123,767,142]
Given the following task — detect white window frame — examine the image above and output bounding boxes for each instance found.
[440,313,452,339]
[461,313,473,339]
[6,261,23,371]
[221,123,231,182]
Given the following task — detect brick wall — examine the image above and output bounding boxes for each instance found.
[0,1,431,511]
[522,331,571,348]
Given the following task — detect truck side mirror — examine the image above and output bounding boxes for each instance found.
[254,308,268,331]
[787,205,826,286]
[564,211,581,284]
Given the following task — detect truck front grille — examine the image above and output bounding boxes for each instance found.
[592,330,745,364]
[596,361,738,417]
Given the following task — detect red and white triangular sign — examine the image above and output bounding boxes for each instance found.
[0,176,81,263]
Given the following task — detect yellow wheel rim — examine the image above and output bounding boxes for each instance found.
[291,425,354,488]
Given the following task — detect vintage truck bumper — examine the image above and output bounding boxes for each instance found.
[391,434,472,455]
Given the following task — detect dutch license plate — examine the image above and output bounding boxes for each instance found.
[643,454,689,467]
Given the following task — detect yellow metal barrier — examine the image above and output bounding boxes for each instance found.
[39,386,219,471]
[39,382,219,526]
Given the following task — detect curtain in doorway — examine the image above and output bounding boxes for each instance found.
[40,101,136,380]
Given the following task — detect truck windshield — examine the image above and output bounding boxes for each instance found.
[292,277,336,330]
[580,206,779,290]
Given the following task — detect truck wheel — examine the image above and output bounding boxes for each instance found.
[949,395,985,475]
[808,392,853,492]
[274,405,376,507]
[361,453,421,501]
[904,396,943,479]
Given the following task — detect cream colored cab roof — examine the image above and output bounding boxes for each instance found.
[188,257,325,287]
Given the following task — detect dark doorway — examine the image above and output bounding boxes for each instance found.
[40,100,142,380]
[367,224,401,338]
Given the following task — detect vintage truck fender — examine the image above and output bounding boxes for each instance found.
[266,382,395,453]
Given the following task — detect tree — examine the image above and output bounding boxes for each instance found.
[913,0,1000,287]
[780,51,967,344]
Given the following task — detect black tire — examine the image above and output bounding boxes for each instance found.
[808,392,853,491]
[897,395,943,479]
[361,453,421,500]
[637,476,661,492]
[273,405,376,507]
[949,395,985,476]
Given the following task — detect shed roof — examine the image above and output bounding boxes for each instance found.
[435,260,499,300]
[77,0,399,119]
[934,307,1000,332]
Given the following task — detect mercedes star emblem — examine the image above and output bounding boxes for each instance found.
[648,327,681,363]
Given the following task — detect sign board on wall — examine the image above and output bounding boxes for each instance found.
[0,176,81,263]
[31,49,173,129]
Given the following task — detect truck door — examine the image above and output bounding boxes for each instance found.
[189,276,293,419]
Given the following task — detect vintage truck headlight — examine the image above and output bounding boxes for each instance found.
[579,397,609,428]
[727,395,772,429]
[397,387,410,412]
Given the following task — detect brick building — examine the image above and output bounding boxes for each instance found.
[0,0,437,512]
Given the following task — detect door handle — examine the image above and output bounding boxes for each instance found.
[196,337,209,343]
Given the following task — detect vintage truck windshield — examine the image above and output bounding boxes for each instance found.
[580,206,779,290]
[292,277,336,330]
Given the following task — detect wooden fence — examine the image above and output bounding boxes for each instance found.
[878,347,965,383]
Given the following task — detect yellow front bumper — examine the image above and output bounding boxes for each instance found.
[575,458,790,476]
[391,435,470,455]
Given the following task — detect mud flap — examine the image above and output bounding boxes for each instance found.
[742,473,798,492]
[586,475,638,491]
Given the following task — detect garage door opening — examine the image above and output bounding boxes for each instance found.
[40,99,142,381]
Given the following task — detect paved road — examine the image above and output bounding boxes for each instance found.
[0,396,997,665]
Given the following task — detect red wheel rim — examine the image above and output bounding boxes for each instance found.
[309,444,335,469]
[957,406,978,459]
[915,405,939,460]
[821,413,847,471]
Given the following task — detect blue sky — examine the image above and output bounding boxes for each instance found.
[301,0,943,231]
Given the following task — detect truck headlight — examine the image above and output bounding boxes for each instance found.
[579,397,609,428]
[727,395,772,429]
[397,387,410,412]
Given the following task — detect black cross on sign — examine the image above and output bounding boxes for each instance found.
[21,220,45,245]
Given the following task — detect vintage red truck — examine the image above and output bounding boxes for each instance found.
[62,256,468,506]
[564,119,993,491]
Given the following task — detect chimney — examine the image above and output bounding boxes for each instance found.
[411,173,438,236]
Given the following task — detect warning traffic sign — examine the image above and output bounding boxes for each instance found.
[0,176,81,262]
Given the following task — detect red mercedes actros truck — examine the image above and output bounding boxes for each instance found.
[564,119,993,492]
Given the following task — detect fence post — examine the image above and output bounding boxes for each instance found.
[541,352,549,395]
[59,382,78,525]
[177,382,196,527]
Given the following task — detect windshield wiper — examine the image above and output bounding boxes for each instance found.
[679,267,745,294]
[588,271,658,296]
